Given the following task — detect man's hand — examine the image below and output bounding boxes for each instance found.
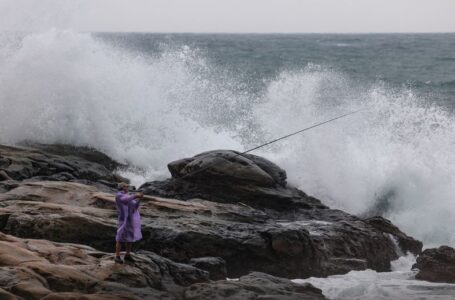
[136,192,144,199]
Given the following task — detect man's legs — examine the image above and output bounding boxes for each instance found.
[115,241,122,257]
[124,243,135,262]
[126,243,132,255]
[115,241,123,263]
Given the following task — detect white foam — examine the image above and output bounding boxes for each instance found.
[0,30,243,180]
[2,30,455,249]
[252,69,455,247]
[294,254,455,300]
[278,220,332,236]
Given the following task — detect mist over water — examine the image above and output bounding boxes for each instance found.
[1,29,455,248]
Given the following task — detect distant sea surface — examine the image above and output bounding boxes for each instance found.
[98,33,455,109]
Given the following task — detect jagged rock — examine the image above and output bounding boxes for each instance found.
[184,272,326,300]
[189,257,227,280]
[365,216,422,255]
[413,246,455,283]
[23,143,123,171]
[0,144,126,190]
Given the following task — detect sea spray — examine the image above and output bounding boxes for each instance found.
[253,69,455,246]
[293,254,455,300]
[1,30,455,248]
[0,29,243,177]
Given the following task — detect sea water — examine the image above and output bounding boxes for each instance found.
[1,31,455,298]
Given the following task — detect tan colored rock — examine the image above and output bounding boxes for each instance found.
[0,200,116,250]
[25,239,98,266]
[0,266,51,300]
[0,232,208,299]
[0,181,98,206]
[0,240,47,266]
[92,192,210,213]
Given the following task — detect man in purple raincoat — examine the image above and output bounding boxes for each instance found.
[115,182,143,263]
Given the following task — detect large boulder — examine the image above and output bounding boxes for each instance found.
[140,150,326,211]
[168,150,287,187]
[413,246,455,283]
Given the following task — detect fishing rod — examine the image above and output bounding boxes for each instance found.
[176,109,363,181]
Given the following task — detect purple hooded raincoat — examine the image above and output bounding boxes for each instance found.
[115,191,142,243]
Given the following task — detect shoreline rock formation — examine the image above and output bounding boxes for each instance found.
[0,144,425,298]
[0,232,325,299]
[140,150,422,277]
[413,246,455,283]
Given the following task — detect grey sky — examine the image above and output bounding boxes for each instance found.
[1,0,455,33]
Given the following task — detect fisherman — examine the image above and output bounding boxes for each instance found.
[114,182,144,263]
[111,110,360,262]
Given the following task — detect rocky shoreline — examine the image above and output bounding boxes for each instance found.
[0,143,449,299]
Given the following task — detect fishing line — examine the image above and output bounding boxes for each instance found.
[175,109,364,181]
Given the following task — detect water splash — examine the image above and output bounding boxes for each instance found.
[0,30,243,178]
[253,68,455,246]
[294,254,455,300]
[1,30,455,248]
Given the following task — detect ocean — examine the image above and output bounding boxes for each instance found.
[1,31,455,299]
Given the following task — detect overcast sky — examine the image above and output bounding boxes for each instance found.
[1,0,455,33]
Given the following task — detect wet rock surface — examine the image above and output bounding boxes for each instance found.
[0,144,425,298]
[414,246,455,283]
[139,150,422,276]
[365,216,422,255]
[0,178,419,279]
[189,257,227,280]
[184,272,326,300]
[0,144,126,192]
